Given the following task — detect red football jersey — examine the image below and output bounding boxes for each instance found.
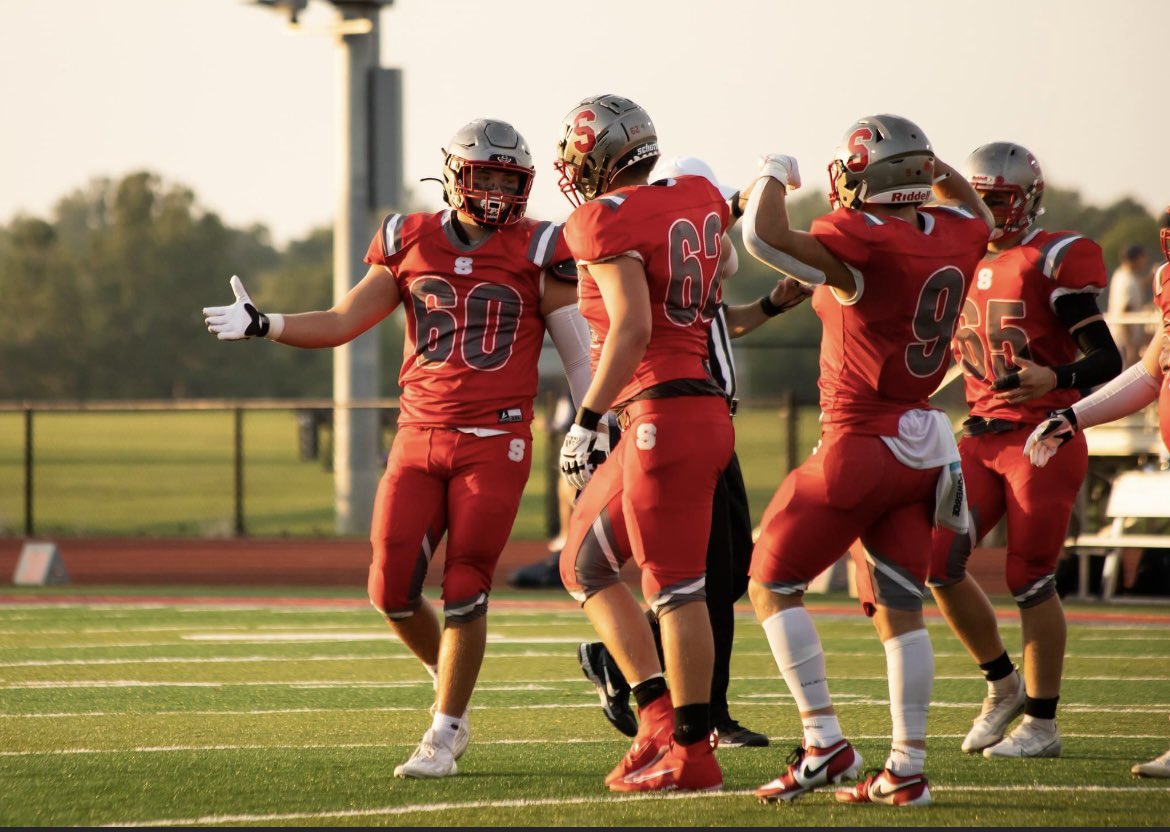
[564,176,730,405]
[810,205,990,435]
[364,209,571,434]
[1155,263,1170,451]
[952,228,1107,423]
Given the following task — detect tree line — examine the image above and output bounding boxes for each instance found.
[0,171,1161,403]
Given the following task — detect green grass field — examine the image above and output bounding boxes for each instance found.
[2,588,1169,827]
[0,407,826,539]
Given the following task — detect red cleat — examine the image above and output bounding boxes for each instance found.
[835,768,932,806]
[609,735,722,793]
[755,739,863,803]
[603,693,673,786]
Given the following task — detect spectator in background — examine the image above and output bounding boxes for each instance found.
[1108,243,1153,366]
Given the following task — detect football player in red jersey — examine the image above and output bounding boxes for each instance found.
[1024,206,1170,777]
[928,143,1122,761]
[203,119,592,780]
[739,115,994,807]
[552,94,736,793]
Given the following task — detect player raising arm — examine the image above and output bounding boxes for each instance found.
[739,115,992,808]
[204,119,591,781]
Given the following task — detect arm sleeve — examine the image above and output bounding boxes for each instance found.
[544,304,593,410]
[1049,292,1123,389]
[1071,361,1161,429]
[740,186,828,285]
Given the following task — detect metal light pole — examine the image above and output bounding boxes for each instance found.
[331,1,381,535]
[251,0,400,535]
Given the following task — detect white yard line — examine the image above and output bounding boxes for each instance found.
[6,732,1169,759]
[102,784,1170,828]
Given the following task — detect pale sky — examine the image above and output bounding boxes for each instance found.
[2,0,1165,245]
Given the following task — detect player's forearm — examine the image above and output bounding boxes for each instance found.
[932,160,994,231]
[273,309,377,349]
[723,301,771,339]
[580,325,648,414]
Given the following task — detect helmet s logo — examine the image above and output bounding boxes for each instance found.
[573,110,597,153]
[845,128,873,173]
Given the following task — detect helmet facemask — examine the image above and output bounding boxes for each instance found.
[445,157,533,227]
[1160,208,1170,263]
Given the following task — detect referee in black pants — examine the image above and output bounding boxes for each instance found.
[577,154,810,747]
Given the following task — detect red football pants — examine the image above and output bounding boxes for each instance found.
[368,427,531,622]
[559,396,734,614]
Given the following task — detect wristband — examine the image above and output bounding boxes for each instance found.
[759,295,785,317]
[573,406,603,431]
[729,191,744,220]
[265,313,285,341]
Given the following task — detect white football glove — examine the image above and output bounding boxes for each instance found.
[559,422,611,491]
[758,154,801,191]
[1022,408,1077,468]
[203,275,277,340]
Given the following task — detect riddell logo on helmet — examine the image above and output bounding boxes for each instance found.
[892,190,931,203]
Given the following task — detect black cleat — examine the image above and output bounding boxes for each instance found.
[713,719,769,747]
[578,642,638,737]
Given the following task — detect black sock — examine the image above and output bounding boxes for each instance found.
[673,703,710,746]
[632,676,668,710]
[979,651,1015,683]
[1024,695,1059,720]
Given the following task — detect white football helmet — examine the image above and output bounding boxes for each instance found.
[827,114,935,210]
[963,142,1045,235]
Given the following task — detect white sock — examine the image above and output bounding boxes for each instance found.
[1021,714,1057,732]
[761,607,833,713]
[802,714,844,748]
[883,628,933,743]
[430,710,463,749]
[885,743,927,776]
[989,668,1019,697]
[423,663,439,689]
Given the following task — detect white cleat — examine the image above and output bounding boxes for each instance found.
[983,719,1061,759]
[394,729,458,779]
[962,670,1026,753]
[453,714,470,761]
[1132,749,1170,778]
[429,702,471,761]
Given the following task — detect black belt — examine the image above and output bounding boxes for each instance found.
[614,396,738,431]
[962,416,1024,437]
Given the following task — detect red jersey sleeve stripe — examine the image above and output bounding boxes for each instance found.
[527,221,561,268]
[1040,234,1083,280]
[382,214,406,257]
